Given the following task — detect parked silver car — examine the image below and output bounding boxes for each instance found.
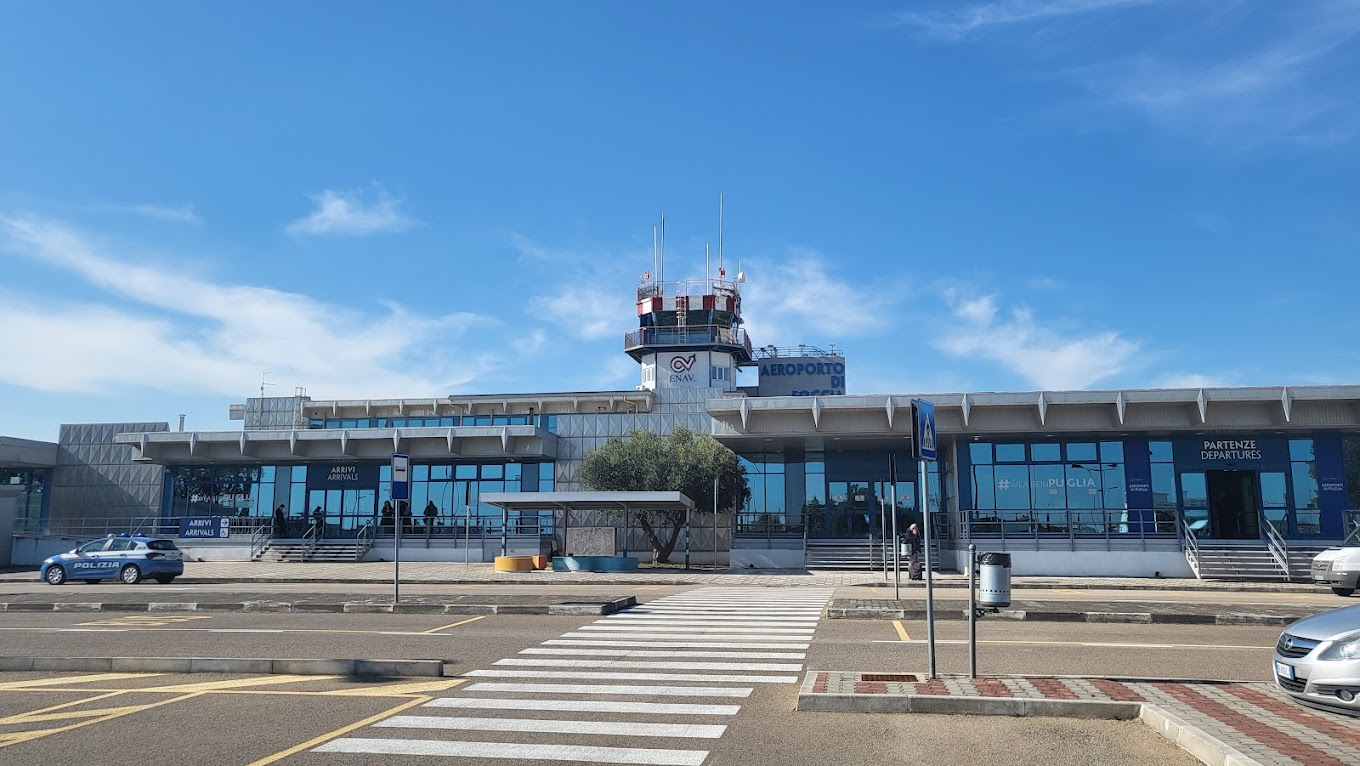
[1274,603,1360,715]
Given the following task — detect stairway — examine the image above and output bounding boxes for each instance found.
[1195,542,1337,582]
[805,539,944,571]
[252,541,364,563]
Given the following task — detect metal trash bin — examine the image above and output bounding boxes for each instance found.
[978,552,1011,608]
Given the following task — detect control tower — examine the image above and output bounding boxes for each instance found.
[624,270,753,392]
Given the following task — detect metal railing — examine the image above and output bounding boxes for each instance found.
[1181,516,1202,580]
[1262,517,1292,581]
[623,325,752,355]
[301,522,319,559]
[354,522,374,561]
[250,523,272,560]
[968,508,1175,546]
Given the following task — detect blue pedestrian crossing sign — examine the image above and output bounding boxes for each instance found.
[912,399,937,462]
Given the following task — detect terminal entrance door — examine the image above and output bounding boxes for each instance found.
[827,481,876,537]
[1206,470,1260,540]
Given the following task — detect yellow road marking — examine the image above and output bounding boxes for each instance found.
[892,620,911,642]
[246,695,432,766]
[136,675,330,693]
[10,703,154,724]
[0,691,129,726]
[421,615,487,634]
[320,679,465,696]
[0,673,161,690]
[0,692,205,749]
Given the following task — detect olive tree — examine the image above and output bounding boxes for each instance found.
[576,427,749,563]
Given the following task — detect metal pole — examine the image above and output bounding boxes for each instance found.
[969,543,977,678]
[393,501,401,604]
[500,507,508,557]
[623,507,629,559]
[685,505,691,570]
[891,455,900,600]
[922,458,936,678]
[464,483,471,570]
[712,476,718,570]
[881,493,888,581]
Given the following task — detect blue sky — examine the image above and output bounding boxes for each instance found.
[2,0,1358,441]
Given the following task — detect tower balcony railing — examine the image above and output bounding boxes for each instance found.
[637,277,739,301]
[624,325,753,355]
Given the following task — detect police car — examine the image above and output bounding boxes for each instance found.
[40,534,185,585]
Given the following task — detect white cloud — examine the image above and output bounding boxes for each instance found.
[1154,373,1229,389]
[0,214,499,399]
[895,0,1165,39]
[285,183,417,237]
[739,248,897,348]
[101,203,201,223]
[529,289,632,341]
[935,289,1139,389]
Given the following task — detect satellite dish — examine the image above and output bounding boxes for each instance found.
[736,271,746,283]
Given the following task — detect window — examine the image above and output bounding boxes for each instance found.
[1031,444,1061,462]
[995,444,1026,462]
[969,443,992,464]
[77,540,108,554]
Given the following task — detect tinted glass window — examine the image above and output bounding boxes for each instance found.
[1149,441,1173,463]
[1289,439,1315,462]
[77,540,109,554]
[995,444,1025,462]
[1099,441,1124,462]
[1066,443,1097,462]
[106,539,134,552]
[1030,444,1061,462]
[969,443,992,465]
[147,540,179,551]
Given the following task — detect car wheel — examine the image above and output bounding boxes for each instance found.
[44,565,67,585]
[154,576,176,584]
[1332,587,1355,597]
[120,564,143,585]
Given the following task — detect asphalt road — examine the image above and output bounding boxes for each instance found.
[0,591,1291,766]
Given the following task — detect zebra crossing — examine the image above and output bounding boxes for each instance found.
[313,587,834,764]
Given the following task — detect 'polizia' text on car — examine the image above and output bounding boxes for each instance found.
[40,534,185,585]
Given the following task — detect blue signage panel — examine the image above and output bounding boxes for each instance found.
[179,516,230,539]
[912,399,937,462]
[391,453,411,501]
[307,463,381,490]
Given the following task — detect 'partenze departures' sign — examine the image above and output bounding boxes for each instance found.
[1200,439,1262,461]
[757,355,846,397]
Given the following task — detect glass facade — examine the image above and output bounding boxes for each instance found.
[960,435,1350,541]
[737,451,942,539]
[309,415,557,432]
[2,467,49,530]
[165,460,554,537]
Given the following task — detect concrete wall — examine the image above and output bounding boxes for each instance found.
[731,548,805,569]
[998,550,1194,578]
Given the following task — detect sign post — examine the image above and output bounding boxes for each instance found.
[390,453,410,604]
[911,399,938,678]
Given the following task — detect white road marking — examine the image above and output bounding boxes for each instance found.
[463,670,798,684]
[317,738,708,765]
[424,697,741,716]
[462,682,752,697]
[577,625,815,634]
[494,658,803,672]
[57,629,129,632]
[520,648,806,660]
[604,617,819,626]
[557,632,812,643]
[376,715,728,739]
[547,639,811,650]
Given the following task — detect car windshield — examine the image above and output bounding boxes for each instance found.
[146,540,179,551]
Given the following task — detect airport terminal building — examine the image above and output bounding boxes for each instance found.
[5,272,1360,578]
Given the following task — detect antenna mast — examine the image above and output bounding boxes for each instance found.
[718,193,724,274]
[660,214,665,285]
[652,225,657,282]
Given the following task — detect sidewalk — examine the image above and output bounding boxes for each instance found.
[0,561,1330,592]
[799,672,1360,766]
[827,597,1322,626]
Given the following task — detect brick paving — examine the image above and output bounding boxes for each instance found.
[804,672,1360,766]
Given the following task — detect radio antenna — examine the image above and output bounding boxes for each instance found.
[718,193,724,274]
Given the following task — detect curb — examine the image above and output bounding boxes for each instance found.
[796,678,1267,766]
[825,608,1298,626]
[0,596,636,616]
[0,656,445,677]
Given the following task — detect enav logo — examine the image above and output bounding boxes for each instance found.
[670,354,696,373]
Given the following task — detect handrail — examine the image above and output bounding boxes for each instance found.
[1262,517,1291,582]
[1181,516,1202,580]
[354,522,374,561]
[250,524,272,561]
[300,522,319,561]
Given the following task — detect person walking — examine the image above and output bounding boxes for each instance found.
[399,501,413,535]
[906,522,924,580]
[381,500,395,534]
[272,504,286,538]
[312,505,325,539]
[423,500,439,532]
